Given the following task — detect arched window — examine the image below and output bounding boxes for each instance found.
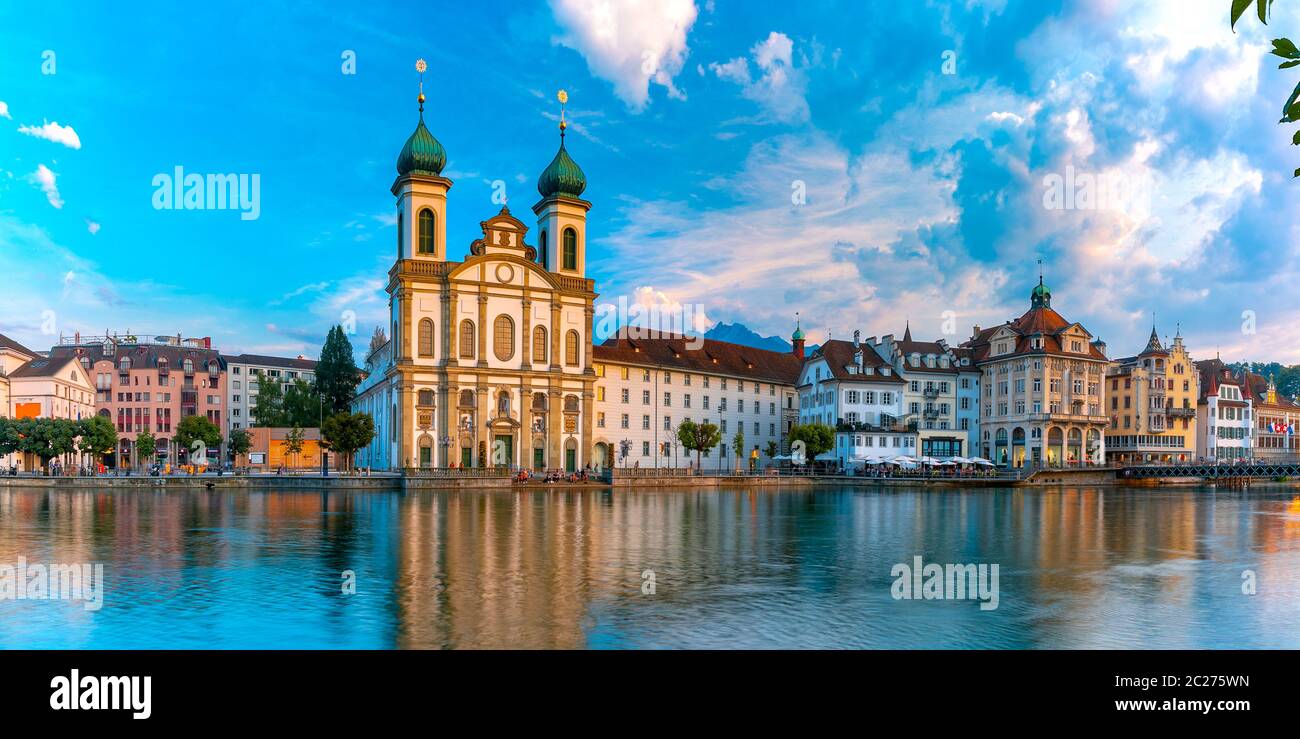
[532,392,547,410]
[459,389,474,407]
[493,315,515,361]
[532,326,548,364]
[539,229,548,266]
[565,330,580,366]
[397,211,403,259]
[418,318,435,357]
[183,358,193,373]
[459,320,475,359]
[564,394,579,412]
[119,357,131,371]
[417,389,435,406]
[418,208,435,255]
[562,227,577,271]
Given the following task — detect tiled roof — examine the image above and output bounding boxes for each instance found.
[0,333,39,359]
[51,343,225,369]
[806,339,906,383]
[962,305,1107,362]
[221,353,317,370]
[8,355,78,379]
[594,334,802,385]
[1242,369,1300,410]
[1194,358,1247,401]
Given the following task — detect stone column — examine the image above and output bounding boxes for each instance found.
[477,293,488,367]
[548,387,562,470]
[520,297,533,372]
[550,302,562,370]
[476,383,489,467]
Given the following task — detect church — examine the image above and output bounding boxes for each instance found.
[353,78,598,472]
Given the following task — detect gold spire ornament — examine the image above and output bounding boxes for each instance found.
[416,58,427,112]
[557,89,568,136]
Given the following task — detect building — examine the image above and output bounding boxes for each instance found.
[871,325,980,459]
[1103,326,1199,464]
[353,335,394,470]
[591,332,801,470]
[1194,358,1254,461]
[223,353,317,432]
[48,334,225,467]
[797,330,916,469]
[4,354,97,471]
[236,426,342,471]
[961,278,1109,467]
[354,84,598,471]
[1,333,40,419]
[1244,370,1300,461]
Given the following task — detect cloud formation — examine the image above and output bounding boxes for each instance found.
[709,31,810,123]
[18,120,82,149]
[30,164,63,208]
[549,0,699,110]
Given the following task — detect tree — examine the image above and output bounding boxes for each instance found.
[732,427,745,472]
[228,428,251,462]
[317,325,362,415]
[1231,0,1300,176]
[676,419,722,469]
[77,416,117,468]
[282,378,320,428]
[134,430,156,469]
[17,418,76,474]
[788,423,835,464]
[251,374,286,427]
[283,425,305,469]
[175,416,221,466]
[321,412,376,472]
[765,440,778,460]
[0,418,22,461]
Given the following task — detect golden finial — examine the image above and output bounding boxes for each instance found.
[416,58,427,113]
[557,89,568,136]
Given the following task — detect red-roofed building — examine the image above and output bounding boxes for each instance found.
[960,278,1109,467]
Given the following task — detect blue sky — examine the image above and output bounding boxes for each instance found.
[1,0,1298,363]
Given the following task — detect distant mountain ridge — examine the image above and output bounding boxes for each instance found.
[703,322,816,355]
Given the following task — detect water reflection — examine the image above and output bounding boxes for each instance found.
[1,486,1298,649]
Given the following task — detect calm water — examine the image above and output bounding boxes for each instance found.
[1,484,1299,649]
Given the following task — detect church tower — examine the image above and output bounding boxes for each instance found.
[533,90,590,276]
[393,59,451,263]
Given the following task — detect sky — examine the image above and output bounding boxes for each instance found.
[1,0,1298,365]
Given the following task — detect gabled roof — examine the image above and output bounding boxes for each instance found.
[1194,358,1247,401]
[1242,369,1300,410]
[804,339,905,383]
[8,355,80,379]
[594,333,802,385]
[961,304,1106,362]
[0,333,39,359]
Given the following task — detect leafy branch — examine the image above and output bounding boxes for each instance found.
[1232,0,1300,176]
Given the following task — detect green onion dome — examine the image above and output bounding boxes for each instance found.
[537,133,586,199]
[396,112,446,177]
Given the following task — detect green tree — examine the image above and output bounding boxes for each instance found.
[316,325,362,415]
[788,423,835,464]
[228,428,251,462]
[676,419,722,469]
[1231,0,1300,176]
[251,373,286,427]
[321,412,376,472]
[76,415,117,467]
[283,378,321,427]
[175,415,221,466]
[765,440,778,460]
[0,418,21,463]
[17,418,77,474]
[284,425,305,469]
[732,427,745,471]
[134,429,156,469]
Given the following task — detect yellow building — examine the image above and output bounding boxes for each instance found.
[1103,325,1198,464]
[354,77,598,471]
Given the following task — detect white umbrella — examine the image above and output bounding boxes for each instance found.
[969,457,995,466]
[935,460,956,466]
[919,456,941,465]
[890,455,917,464]
[950,456,971,465]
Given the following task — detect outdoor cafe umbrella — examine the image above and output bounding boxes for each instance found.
[969,457,995,466]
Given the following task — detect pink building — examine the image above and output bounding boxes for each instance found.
[50,334,226,467]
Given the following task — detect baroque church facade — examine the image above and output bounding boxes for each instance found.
[354,84,598,472]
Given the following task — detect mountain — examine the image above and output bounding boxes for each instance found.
[704,322,815,355]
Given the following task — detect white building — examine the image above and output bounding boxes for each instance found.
[871,326,980,459]
[223,353,317,432]
[1195,358,1254,461]
[591,333,801,470]
[797,332,916,469]
[4,354,97,471]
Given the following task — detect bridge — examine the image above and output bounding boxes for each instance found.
[1119,461,1300,480]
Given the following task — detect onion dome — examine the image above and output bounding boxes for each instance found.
[396,75,446,177]
[537,138,586,199]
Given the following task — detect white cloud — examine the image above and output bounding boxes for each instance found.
[708,32,810,124]
[0,101,10,120]
[18,120,82,149]
[30,164,63,208]
[549,0,699,110]
[85,218,100,235]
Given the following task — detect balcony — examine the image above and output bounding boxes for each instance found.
[922,387,940,399]
[1166,406,1195,419]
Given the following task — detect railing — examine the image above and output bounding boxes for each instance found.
[1166,407,1195,418]
[404,467,513,478]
